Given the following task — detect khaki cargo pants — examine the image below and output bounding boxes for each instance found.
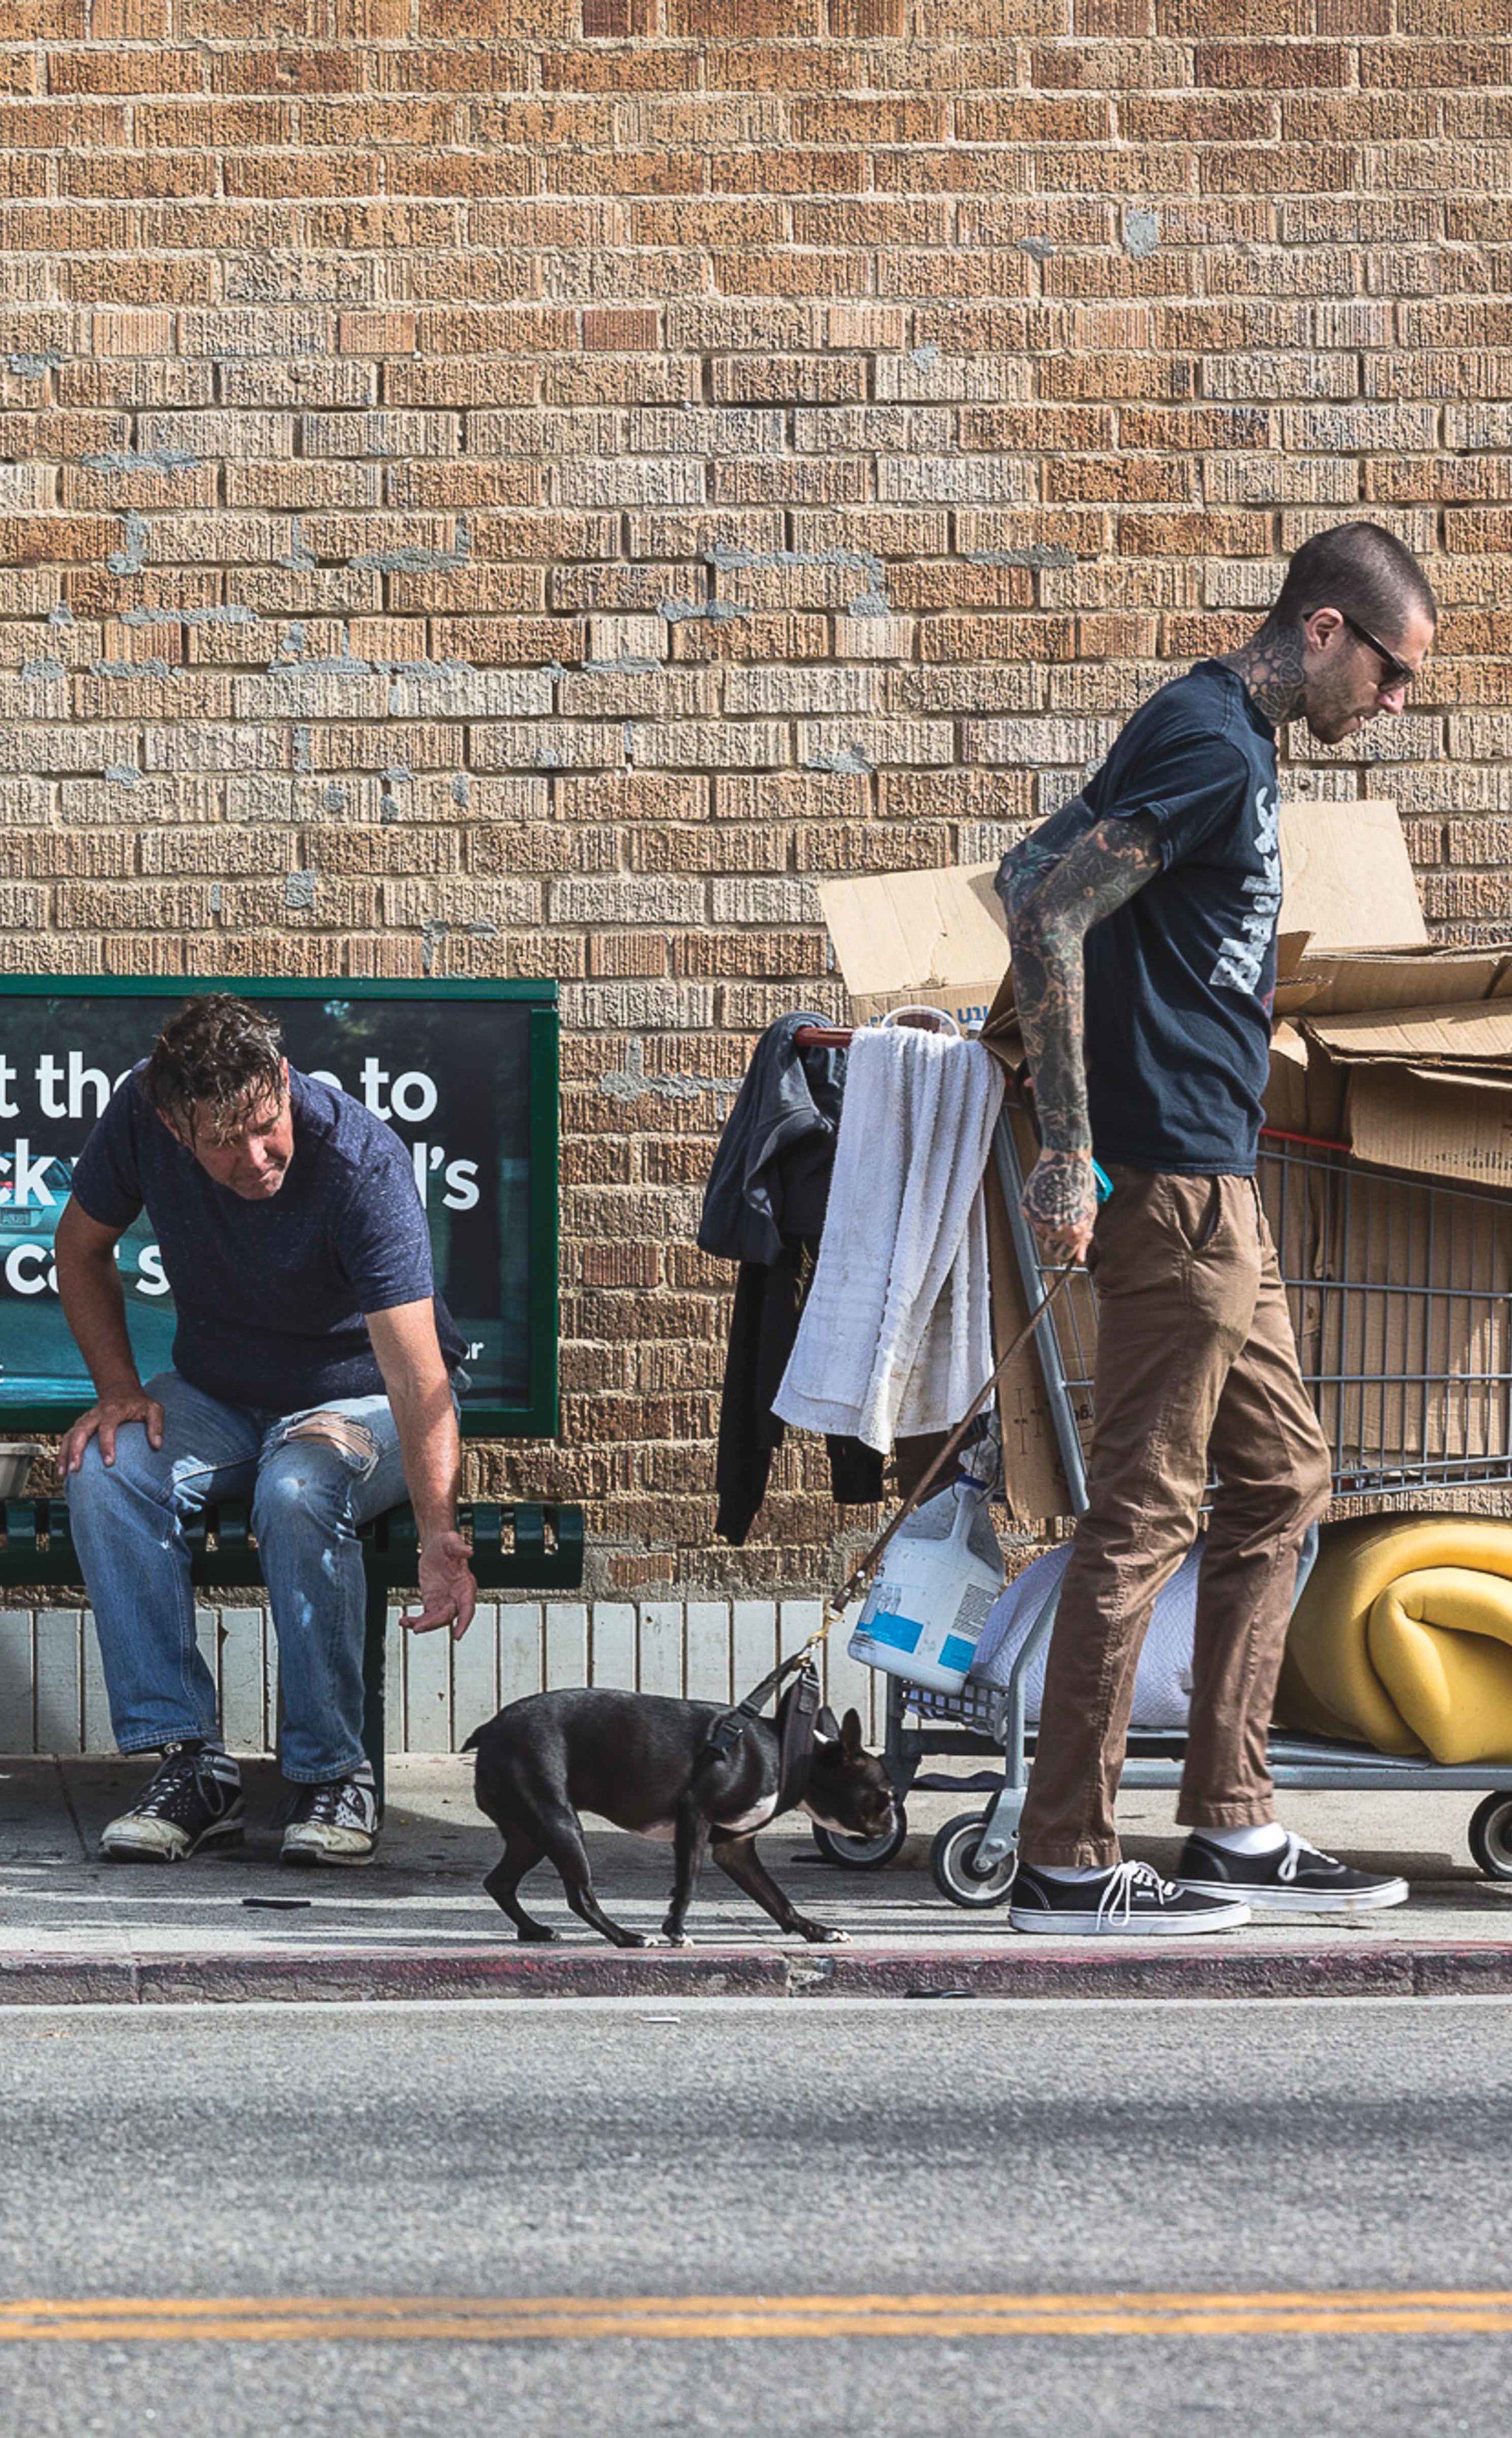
[1017,1165,1333,1871]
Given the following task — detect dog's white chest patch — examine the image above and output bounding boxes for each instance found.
[631,1796,779,1842]
[715,1795,779,1835]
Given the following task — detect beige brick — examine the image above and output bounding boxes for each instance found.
[0,0,1503,1606]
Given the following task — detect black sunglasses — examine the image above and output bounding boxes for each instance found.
[1341,611,1415,694]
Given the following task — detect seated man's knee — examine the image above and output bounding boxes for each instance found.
[65,1426,163,1517]
[254,1415,376,1540]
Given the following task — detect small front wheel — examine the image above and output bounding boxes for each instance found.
[1468,1793,1512,1882]
[930,1810,1017,1909]
[811,1808,908,1871]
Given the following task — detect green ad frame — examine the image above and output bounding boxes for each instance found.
[0,975,560,1441]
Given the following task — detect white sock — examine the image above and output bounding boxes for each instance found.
[1032,1862,1112,1883]
[1197,1822,1287,1857]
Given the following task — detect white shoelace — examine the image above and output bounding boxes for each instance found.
[1276,1833,1329,1884]
[1093,1859,1178,1929]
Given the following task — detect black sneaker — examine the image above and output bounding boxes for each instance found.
[281,1765,380,1868]
[1175,1830,1409,1915]
[100,1742,244,1864]
[1009,1858,1251,1937]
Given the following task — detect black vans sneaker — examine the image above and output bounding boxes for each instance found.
[280,1765,380,1868]
[1175,1830,1409,1914]
[1009,1857,1251,1937]
[100,1742,244,1864]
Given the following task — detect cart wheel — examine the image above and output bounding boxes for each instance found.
[811,1807,908,1871]
[1468,1794,1512,1882]
[930,1811,1017,1909]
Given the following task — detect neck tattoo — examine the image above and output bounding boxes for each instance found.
[1222,624,1306,728]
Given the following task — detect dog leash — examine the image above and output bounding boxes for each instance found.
[705,1263,1080,1745]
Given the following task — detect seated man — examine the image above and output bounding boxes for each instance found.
[57,994,478,1868]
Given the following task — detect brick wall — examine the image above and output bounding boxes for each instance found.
[0,1,1506,1602]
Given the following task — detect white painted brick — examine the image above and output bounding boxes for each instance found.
[637,1602,682,1697]
[590,1603,637,1691]
[684,1603,733,1705]
[546,1602,590,1687]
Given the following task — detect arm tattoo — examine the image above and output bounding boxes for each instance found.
[994,794,1097,923]
[1006,813,1162,1157]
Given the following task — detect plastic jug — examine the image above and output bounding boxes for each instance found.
[849,1472,1005,1695]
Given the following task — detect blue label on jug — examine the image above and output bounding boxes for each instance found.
[938,1634,977,1674]
[858,1609,923,1655]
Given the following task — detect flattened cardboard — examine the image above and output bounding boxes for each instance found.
[1307,1000,1512,1067]
[815,861,1008,1033]
[1340,1061,1512,1193]
[1278,798,1428,951]
[1279,951,1503,1020]
[830,794,1418,1037]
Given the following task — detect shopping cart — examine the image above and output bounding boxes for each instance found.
[822,1101,1512,1906]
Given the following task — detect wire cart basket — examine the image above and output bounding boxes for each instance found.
[825,1103,1512,1908]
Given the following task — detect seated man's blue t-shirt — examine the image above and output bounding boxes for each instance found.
[1015,659,1281,1176]
[70,1065,466,1412]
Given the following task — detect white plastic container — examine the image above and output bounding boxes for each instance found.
[849,1473,1005,1695]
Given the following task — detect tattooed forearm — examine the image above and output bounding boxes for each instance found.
[1223,619,1306,728]
[994,794,1097,924]
[1007,813,1162,1156]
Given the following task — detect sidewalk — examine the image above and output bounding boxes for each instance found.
[5,1755,1512,2004]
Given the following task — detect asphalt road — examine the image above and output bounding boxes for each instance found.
[1,1995,1508,2436]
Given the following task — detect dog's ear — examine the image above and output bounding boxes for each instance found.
[814,1704,839,1744]
[840,1707,864,1756]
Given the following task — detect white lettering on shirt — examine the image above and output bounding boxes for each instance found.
[1209,783,1282,997]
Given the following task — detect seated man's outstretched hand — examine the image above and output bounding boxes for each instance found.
[402,1527,478,1642]
[61,1392,166,1475]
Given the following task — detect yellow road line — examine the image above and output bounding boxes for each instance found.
[0,2291,1510,2342]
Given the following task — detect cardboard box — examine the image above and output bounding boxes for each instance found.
[818,803,1512,1519]
[1331,1061,1512,1195]
[814,861,1008,1032]
[1277,797,1428,953]
[1308,999,1512,1069]
[818,799,1424,1036]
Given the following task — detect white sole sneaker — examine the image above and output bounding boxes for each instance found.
[1177,1876,1409,1915]
[280,1828,377,1868]
[1009,1899,1252,1937]
[100,1815,243,1864]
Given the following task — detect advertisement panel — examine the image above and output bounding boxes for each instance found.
[0,979,559,1437]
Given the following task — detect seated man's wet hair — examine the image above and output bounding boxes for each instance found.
[1270,520,1438,638]
[141,995,286,1146]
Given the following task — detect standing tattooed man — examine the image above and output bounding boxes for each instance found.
[997,521,1436,1936]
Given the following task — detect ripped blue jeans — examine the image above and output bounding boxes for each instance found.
[66,1370,409,1782]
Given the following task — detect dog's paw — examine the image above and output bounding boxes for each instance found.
[662,1931,693,1949]
[618,1931,658,1949]
[799,1921,850,1945]
[516,1927,557,1944]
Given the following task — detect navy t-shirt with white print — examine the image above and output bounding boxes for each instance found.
[1016,660,1281,1178]
[70,1064,465,1412]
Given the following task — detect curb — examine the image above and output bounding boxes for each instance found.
[6,1941,1512,2005]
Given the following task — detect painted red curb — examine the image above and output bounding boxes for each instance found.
[2,1941,1512,2005]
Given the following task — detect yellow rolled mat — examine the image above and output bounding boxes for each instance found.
[1278,1517,1512,1764]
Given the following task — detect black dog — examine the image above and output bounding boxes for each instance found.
[464,1687,899,1947]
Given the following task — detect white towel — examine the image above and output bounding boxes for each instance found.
[772,1025,1005,1453]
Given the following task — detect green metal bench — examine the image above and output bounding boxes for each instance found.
[0,1496,585,1801]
